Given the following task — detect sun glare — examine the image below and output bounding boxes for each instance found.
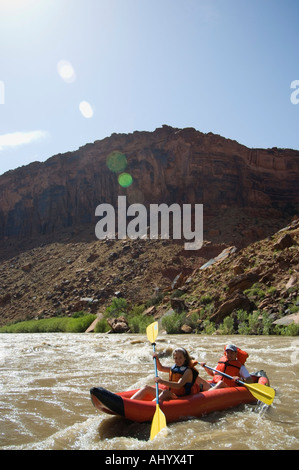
[0,0,40,11]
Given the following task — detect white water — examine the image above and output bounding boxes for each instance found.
[0,333,298,450]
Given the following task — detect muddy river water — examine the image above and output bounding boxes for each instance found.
[0,333,298,451]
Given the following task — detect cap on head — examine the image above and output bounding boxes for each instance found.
[225,344,237,352]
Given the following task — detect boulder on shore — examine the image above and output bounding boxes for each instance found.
[107,316,130,333]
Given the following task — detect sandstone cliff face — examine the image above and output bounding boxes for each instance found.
[0,126,298,242]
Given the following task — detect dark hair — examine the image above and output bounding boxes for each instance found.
[173,347,191,367]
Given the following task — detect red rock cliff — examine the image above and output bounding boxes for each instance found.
[0,126,298,241]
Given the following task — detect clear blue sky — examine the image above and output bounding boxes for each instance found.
[0,0,298,176]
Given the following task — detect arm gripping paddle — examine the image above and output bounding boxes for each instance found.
[204,365,275,405]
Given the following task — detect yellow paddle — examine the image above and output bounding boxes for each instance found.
[204,365,275,405]
[146,321,167,440]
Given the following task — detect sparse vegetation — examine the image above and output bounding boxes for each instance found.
[0,312,97,333]
[162,311,184,334]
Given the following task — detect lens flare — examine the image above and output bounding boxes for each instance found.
[79,101,94,119]
[118,173,133,188]
[106,151,127,173]
[57,60,76,83]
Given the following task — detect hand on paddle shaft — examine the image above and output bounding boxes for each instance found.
[146,322,167,440]
[203,365,275,406]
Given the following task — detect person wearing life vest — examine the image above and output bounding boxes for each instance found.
[130,347,204,402]
[154,348,201,399]
[200,344,253,390]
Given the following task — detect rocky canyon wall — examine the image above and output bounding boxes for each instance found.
[0,126,298,241]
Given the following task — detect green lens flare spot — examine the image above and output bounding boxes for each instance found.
[106,151,127,173]
[118,173,133,188]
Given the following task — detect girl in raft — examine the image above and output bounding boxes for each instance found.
[130,347,212,402]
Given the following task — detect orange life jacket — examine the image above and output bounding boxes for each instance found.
[169,360,199,396]
[213,346,249,387]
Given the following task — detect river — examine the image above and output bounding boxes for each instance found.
[0,332,298,451]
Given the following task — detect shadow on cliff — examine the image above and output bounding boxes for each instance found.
[0,223,96,262]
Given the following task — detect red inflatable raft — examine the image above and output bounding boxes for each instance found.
[90,371,269,423]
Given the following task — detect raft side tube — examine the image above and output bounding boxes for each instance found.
[250,370,270,386]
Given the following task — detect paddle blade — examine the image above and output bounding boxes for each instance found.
[245,382,275,405]
[150,404,167,440]
[146,321,159,345]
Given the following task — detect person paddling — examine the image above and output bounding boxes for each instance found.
[131,347,203,402]
[200,344,253,390]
